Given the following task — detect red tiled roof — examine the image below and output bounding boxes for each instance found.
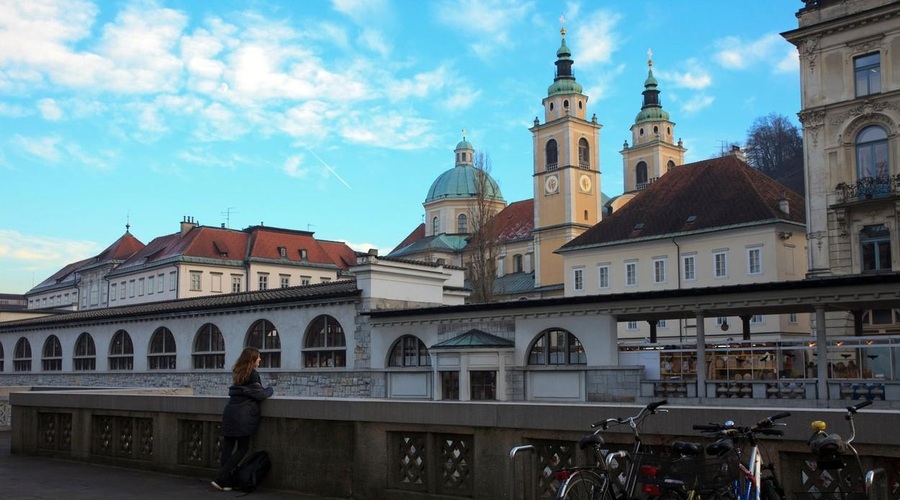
[318,240,360,270]
[96,232,144,262]
[490,199,534,244]
[391,223,426,254]
[560,155,806,251]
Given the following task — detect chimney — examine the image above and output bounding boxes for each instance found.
[367,248,378,256]
[730,145,747,162]
[181,216,198,235]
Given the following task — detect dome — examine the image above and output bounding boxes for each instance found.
[425,165,504,203]
[548,79,583,96]
[635,106,670,123]
[456,138,473,150]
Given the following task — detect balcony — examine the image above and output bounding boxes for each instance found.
[835,174,900,203]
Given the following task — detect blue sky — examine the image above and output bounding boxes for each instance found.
[0,0,803,294]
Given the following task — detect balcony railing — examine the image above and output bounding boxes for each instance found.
[835,174,900,203]
[636,177,659,191]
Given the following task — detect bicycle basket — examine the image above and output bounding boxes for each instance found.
[659,450,741,492]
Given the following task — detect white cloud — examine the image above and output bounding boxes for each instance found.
[359,28,391,57]
[657,59,713,90]
[331,0,390,25]
[37,98,64,120]
[681,94,715,114]
[713,33,786,71]
[13,134,62,163]
[436,0,533,57]
[280,101,334,140]
[12,133,111,169]
[775,48,799,74]
[571,10,622,66]
[0,102,31,118]
[441,89,482,111]
[282,155,308,178]
[339,111,437,150]
[0,229,100,264]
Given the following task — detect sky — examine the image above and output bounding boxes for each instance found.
[0,0,804,294]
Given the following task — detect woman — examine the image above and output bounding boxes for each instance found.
[212,347,274,491]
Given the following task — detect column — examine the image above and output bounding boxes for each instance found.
[816,306,828,401]
[696,312,706,399]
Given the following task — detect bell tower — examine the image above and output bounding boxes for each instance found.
[531,24,603,289]
[620,50,686,199]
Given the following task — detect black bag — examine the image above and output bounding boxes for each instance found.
[232,450,271,493]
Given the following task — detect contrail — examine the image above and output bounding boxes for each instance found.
[299,142,351,190]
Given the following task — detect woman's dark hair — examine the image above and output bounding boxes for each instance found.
[232,347,260,385]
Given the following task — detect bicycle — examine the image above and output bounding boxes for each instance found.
[678,411,790,500]
[554,399,669,500]
[807,400,888,500]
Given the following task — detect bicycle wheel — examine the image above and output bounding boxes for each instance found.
[557,470,613,500]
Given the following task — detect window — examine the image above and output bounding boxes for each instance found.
[301,276,311,286]
[388,335,431,367]
[573,268,584,291]
[128,280,135,297]
[247,319,281,368]
[158,274,165,293]
[13,338,31,372]
[527,329,586,365]
[0,342,3,372]
[190,271,201,291]
[110,283,117,301]
[457,213,468,234]
[211,273,222,292]
[625,261,637,286]
[658,319,667,328]
[73,332,96,371]
[121,281,127,299]
[750,315,764,325]
[42,335,62,371]
[441,371,459,400]
[653,258,667,284]
[280,275,290,288]
[627,321,638,330]
[169,271,176,291]
[546,139,558,170]
[138,277,145,296]
[854,52,881,98]
[714,251,728,278]
[636,161,648,186]
[598,265,610,289]
[109,330,134,370]
[304,315,346,368]
[513,254,523,273]
[682,255,696,281]
[861,224,892,272]
[432,216,439,235]
[231,275,242,293]
[667,160,676,172]
[497,256,505,278]
[470,371,496,401]
[148,327,176,370]
[258,274,268,290]
[148,275,154,294]
[789,313,799,324]
[279,246,287,258]
[300,249,308,260]
[747,247,762,275]
[578,138,590,168]
[856,125,889,181]
[716,317,729,327]
[193,323,225,369]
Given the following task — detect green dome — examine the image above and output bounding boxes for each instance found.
[635,106,670,123]
[634,68,669,123]
[548,79,583,96]
[456,138,473,150]
[425,165,504,203]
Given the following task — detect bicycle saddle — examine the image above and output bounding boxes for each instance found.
[578,434,604,449]
[706,438,734,457]
[671,441,703,457]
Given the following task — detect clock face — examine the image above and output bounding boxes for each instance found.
[579,174,592,192]
[544,175,559,194]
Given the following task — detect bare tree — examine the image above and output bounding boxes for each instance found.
[745,113,804,178]
[466,151,501,303]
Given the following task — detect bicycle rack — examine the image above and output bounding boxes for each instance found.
[509,444,539,500]
[866,468,889,500]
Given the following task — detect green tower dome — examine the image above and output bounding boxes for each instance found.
[426,135,504,203]
[547,30,583,96]
[634,67,669,123]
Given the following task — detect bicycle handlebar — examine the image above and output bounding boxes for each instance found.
[848,400,872,413]
[591,400,668,429]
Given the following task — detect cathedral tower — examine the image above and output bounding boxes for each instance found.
[531,26,603,289]
[619,51,686,201]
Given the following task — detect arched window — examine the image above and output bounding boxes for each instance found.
[304,315,346,368]
[0,341,4,372]
[148,327,176,370]
[42,335,62,371]
[109,330,134,370]
[856,125,889,180]
[74,332,96,371]
[636,161,649,187]
[527,329,586,365]
[193,323,225,369]
[578,138,590,168]
[667,160,676,172]
[546,139,558,170]
[14,338,31,372]
[457,213,468,234]
[247,319,281,368]
[432,216,440,235]
[388,335,431,367]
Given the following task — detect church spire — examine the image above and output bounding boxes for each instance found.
[548,19,583,97]
[636,48,668,123]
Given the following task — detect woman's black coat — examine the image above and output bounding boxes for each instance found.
[221,370,274,437]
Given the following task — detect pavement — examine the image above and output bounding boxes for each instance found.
[0,431,341,500]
